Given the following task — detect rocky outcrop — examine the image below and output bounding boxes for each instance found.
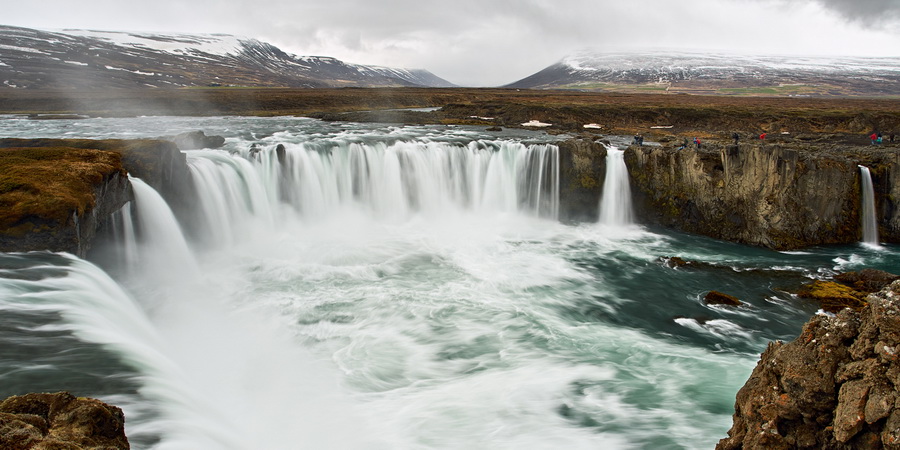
[0,138,195,219]
[161,130,226,150]
[0,392,129,449]
[0,138,196,255]
[557,138,607,221]
[0,146,130,257]
[718,279,900,449]
[625,143,899,249]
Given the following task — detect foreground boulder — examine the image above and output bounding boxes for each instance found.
[0,392,129,449]
[718,279,900,449]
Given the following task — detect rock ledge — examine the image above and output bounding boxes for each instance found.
[718,279,900,449]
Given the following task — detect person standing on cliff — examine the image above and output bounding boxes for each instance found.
[732,132,740,145]
[759,132,767,140]
[870,132,878,145]
[693,137,701,149]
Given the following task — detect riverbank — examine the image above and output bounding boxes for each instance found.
[2,87,899,137]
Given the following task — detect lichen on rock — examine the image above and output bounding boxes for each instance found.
[0,392,129,449]
[718,279,900,449]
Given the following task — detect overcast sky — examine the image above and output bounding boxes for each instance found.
[6,0,900,86]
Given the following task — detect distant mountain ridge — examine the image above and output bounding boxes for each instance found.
[506,51,900,96]
[0,25,455,89]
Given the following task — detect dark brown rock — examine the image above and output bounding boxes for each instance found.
[557,139,607,221]
[718,279,900,450]
[704,291,743,307]
[0,392,129,449]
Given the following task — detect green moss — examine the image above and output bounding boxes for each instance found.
[795,280,867,312]
[578,174,598,189]
[0,147,124,233]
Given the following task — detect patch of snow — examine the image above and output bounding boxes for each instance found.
[650,125,673,129]
[0,44,48,55]
[522,120,552,127]
[583,123,602,129]
[104,66,157,76]
[469,116,494,120]
[64,60,88,66]
[56,29,247,57]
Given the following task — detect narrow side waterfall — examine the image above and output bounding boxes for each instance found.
[128,177,199,277]
[598,146,634,226]
[859,165,880,246]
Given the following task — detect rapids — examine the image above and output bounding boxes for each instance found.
[0,115,897,449]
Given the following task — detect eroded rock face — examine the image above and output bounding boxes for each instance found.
[557,139,607,222]
[718,280,900,449]
[0,392,129,449]
[625,143,899,249]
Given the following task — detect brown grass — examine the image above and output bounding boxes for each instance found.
[0,147,124,235]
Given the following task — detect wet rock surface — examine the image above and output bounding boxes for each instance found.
[718,279,900,449]
[0,392,129,449]
[625,142,899,249]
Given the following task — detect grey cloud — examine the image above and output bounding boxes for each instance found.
[813,0,900,23]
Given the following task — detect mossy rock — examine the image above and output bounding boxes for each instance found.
[795,280,867,313]
[0,147,124,234]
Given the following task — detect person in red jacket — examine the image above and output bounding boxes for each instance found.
[759,133,767,140]
[870,132,878,144]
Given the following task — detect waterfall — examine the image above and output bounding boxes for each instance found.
[859,165,879,246]
[128,177,199,278]
[184,140,560,244]
[598,146,634,226]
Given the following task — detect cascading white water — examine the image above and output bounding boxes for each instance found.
[128,177,199,279]
[187,140,560,246]
[859,165,880,246]
[7,117,897,449]
[598,146,634,226]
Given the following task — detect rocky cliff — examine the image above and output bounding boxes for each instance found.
[0,146,130,257]
[0,138,195,256]
[557,138,607,222]
[718,279,900,449]
[625,143,900,249]
[0,392,129,449]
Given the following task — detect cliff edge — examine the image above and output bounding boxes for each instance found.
[718,279,900,449]
[626,142,899,249]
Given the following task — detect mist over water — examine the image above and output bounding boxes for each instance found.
[0,115,898,449]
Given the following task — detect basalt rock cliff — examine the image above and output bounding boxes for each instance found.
[718,279,900,449]
[557,138,607,222]
[0,392,129,449]
[625,143,900,249]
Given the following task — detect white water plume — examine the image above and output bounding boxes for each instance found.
[859,165,880,246]
[598,146,634,226]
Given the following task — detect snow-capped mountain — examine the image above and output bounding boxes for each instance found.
[506,51,900,96]
[0,25,455,89]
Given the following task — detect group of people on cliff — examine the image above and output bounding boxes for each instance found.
[870,132,895,145]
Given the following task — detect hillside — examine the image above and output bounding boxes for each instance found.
[505,51,900,97]
[0,25,455,89]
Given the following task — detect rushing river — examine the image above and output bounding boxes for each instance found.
[0,115,897,449]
